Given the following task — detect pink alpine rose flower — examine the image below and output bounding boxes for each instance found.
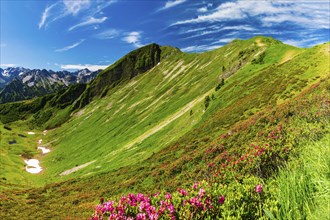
[165,192,172,200]
[167,203,175,214]
[136,213,146,220]
[193,182,199,189]
[218,195,225,204]
[198,188,205,197]
[256,184,263,193]
[178,188,187,196]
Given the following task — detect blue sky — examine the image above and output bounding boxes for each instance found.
[1,0,329,71]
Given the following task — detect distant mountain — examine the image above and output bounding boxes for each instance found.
[72,68,100,83]
[0,67,30,88]
[0,68,102,103]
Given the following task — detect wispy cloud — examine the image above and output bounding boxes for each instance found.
[173,0,330,29]
[159,0,186,11]
[63,0,91,16]
[173,1,245,25]
[282,39,305,47]
[215,38,236,44]
[95,29,120,39]
[179,26,215,35]
[39,1,90,29]
[222,25,256,31]
[197,7,208,13]
[69,16,107,31]
[181,44,222,53]
[282,37,328,48]
[55,39,85,52]
[38,2,58,29]
[0,43,7,47]
[123,32,144,48]
[39,0,116,30]
[180,25,254,40]
[181,37,235,52]
[60,64,108,71]
[0,64,17,68]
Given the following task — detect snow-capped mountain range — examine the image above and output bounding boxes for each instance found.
[0,67,102,103]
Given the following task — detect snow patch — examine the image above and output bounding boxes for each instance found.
[27,82,34,87]
[38,146,51,154]
[22,75,33,83]
[24,159,42,174]
[2,70,10,77]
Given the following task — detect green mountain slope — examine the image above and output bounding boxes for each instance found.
[0,37,329,219]
[0,44,179,127]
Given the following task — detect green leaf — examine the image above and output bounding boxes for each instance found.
[263,208,275,219]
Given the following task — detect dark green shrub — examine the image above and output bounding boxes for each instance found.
[205,95,211,109]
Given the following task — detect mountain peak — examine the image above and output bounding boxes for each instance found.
[252,36,283,46]
[224,36,283,48]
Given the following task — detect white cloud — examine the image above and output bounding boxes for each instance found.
[182,25,253,40]
[69,16,107,31]
[179,26,214,34]
[262,12,330,28]
[55,39,85,52]
[197,7,208,13]
[283,37,327,48]
[216,38,236,44]
[38,2,58,29]
[60,64,108,71]
[63,0,91,16]
[123,32,144,48]
[39,0,116,29]
[282,39,304,47]
[0,64,16,68]
[181,44,222,53]
[181,37,236,52]
[174,1,246,25]
[173,0,330,29]
[95,29,120,39]
[222,25,256,31]
[159,0,186,11]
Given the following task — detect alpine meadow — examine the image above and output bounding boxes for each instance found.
[1,1,330,219]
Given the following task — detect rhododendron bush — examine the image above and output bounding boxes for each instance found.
[91,177,277,219]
